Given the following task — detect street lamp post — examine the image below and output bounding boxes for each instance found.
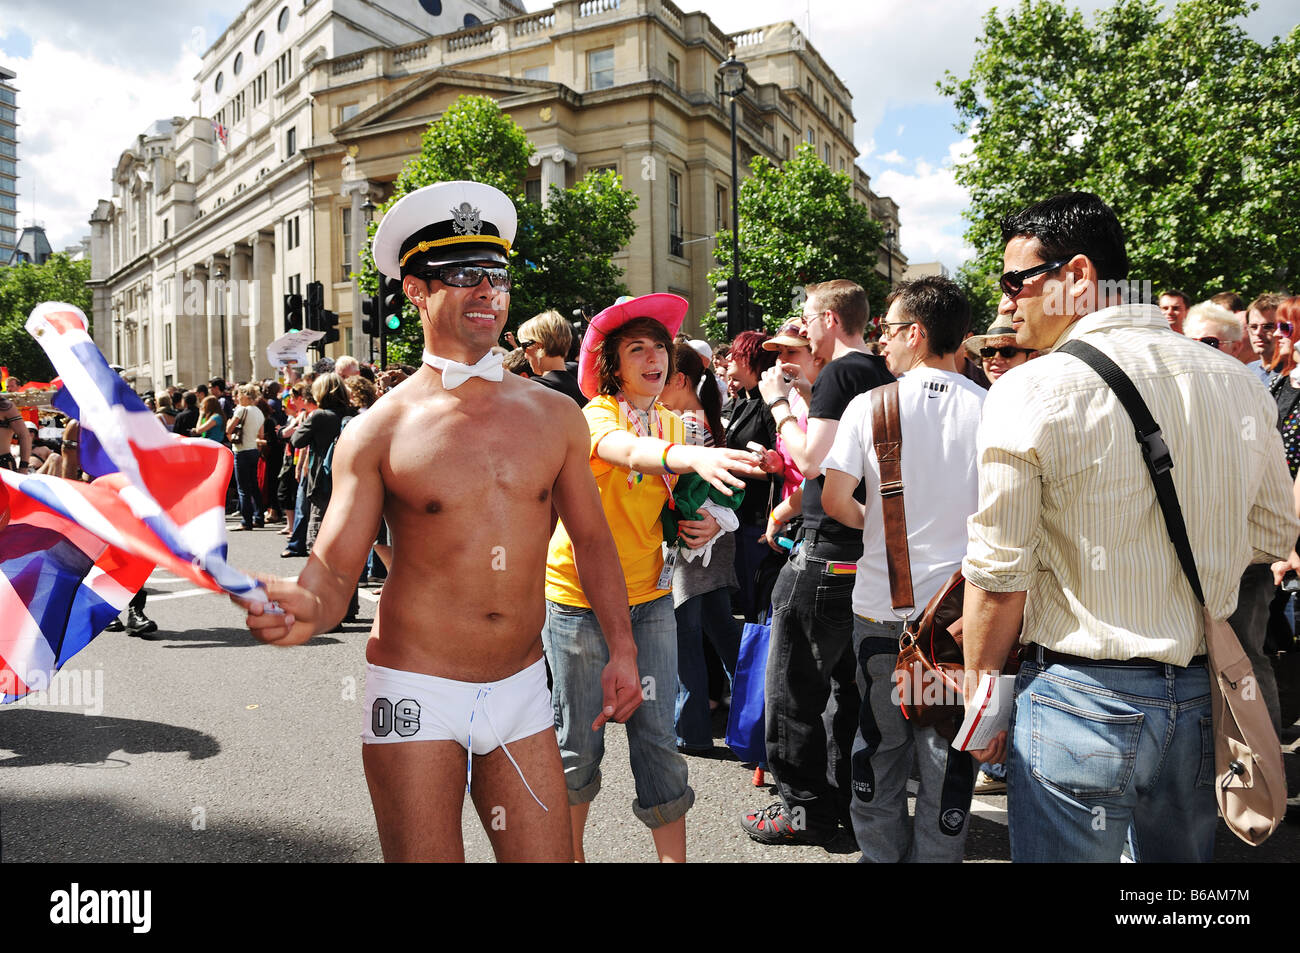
[361,196,377,365]
[884,225,896,289]
[718,52,748,299]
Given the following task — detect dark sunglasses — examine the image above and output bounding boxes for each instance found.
[1279,321,1295,336]
[516,339,537,350]
[1197,336,1221,349]
[999,258,1070,297]
[418,265,512,291]
[979,346,1028,359]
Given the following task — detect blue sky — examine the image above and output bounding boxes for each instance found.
[2,0,1295,272]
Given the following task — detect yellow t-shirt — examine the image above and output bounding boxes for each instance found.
[545,394,686,608]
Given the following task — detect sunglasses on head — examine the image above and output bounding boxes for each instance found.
[417,264,512,291]
[999,258,1070,297]
[979,346,1026,360]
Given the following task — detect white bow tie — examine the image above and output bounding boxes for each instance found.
[422,349,505,389]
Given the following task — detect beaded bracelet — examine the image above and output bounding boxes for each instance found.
[662,442,678,474]
[775,414,798,432]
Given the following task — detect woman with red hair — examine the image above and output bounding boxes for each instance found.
[1269,296,1300,476]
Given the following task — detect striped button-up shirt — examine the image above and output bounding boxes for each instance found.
[963,303,1298,665]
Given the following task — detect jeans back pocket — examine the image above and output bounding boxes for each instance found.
[1029,690,1143,799]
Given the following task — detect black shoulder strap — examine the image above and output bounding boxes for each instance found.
[1056,339,1206,606]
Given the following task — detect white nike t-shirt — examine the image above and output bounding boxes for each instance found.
[822,368,986,620]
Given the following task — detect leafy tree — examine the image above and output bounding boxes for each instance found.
[704,142,887,341]
[940,0,1300,325]
[357,95,637,365]
[0,253,93,381]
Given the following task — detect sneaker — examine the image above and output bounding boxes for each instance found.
[974,771,1007,795]
[740,802,835,846]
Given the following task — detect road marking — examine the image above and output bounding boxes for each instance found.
[149,587,221,602]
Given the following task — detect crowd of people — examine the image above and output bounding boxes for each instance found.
[10,180,1298,863]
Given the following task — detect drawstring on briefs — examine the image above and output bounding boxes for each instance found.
[466,686,548,812]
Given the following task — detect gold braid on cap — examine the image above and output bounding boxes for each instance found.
[398,234,511,269]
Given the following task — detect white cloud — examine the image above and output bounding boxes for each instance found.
[872,143,974,275]
[3,37,205,250]
[877,149,907,166]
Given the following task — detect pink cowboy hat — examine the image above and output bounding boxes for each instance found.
[578,293,689,399]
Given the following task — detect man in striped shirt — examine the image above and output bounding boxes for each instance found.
[960,192,1296,862]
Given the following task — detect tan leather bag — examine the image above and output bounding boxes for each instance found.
[1203,610,1287,845]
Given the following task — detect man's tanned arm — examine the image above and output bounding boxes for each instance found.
[240,418,383,643]
[551,409,643,727]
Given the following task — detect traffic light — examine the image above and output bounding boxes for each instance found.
[305,281,324,332]
[283,293,303,332]
[319,306,340,346]
[745,285,764,332]
[381,277,404,332]
[715,277,734,335]
[360,294,379,338]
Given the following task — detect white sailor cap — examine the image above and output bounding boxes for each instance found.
[372,180,517,281]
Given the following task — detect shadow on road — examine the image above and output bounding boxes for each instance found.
[0,791,370,862]
[0,709,220,768]
[157,626,343,649]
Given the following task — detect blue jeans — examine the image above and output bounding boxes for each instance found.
[1007,652,1216,862]
[674,587,741,749]
[284,476,309,555]
[234,449,263,528]
[542,594,694,828]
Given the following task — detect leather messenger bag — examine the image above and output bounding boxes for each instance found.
[870,382,998,742]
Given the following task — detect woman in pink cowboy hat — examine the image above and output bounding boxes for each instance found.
[543,293,763,862]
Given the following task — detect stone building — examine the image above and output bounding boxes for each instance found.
[91,0,905,392]
[1,65,18,263]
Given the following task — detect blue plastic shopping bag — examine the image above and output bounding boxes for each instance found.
[725,612,772,764]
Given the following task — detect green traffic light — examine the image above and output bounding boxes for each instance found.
[385,314,401,330]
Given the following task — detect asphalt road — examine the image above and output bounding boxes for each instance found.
[1,517,1297,863]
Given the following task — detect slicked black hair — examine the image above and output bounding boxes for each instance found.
[1000,191,1129,282]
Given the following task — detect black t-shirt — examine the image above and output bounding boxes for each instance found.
[803,350,894,544]
[174,408,199,436]
[536,368,587,408]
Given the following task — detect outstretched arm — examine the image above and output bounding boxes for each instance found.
[594,430,763,496]
[238,418,384,644]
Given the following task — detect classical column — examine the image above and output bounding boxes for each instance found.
[249,231,276,379]
[227,244,253,383]
[528,147,577,207]
[205,255,229,382]
[181,263,209,389]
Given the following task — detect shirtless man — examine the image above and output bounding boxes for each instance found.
[239,181,642,862]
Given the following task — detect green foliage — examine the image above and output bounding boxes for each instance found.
[510,170,637,322]
[704,142,887,341]
[0,254,93,381]
[940,0,1300,323]
[357,95,637,365]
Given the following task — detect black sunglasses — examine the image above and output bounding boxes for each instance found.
[979,346,1027,359]
[1197,336,1222,349]
[417,265,512,291]
[999,258,1070,297]
[516,339,536,350]
[1279,321,1295,336]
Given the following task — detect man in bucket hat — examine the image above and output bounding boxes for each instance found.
[238,181,643,862]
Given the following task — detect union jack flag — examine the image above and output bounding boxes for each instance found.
[211,118,228,146]
[0,302,264,703]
